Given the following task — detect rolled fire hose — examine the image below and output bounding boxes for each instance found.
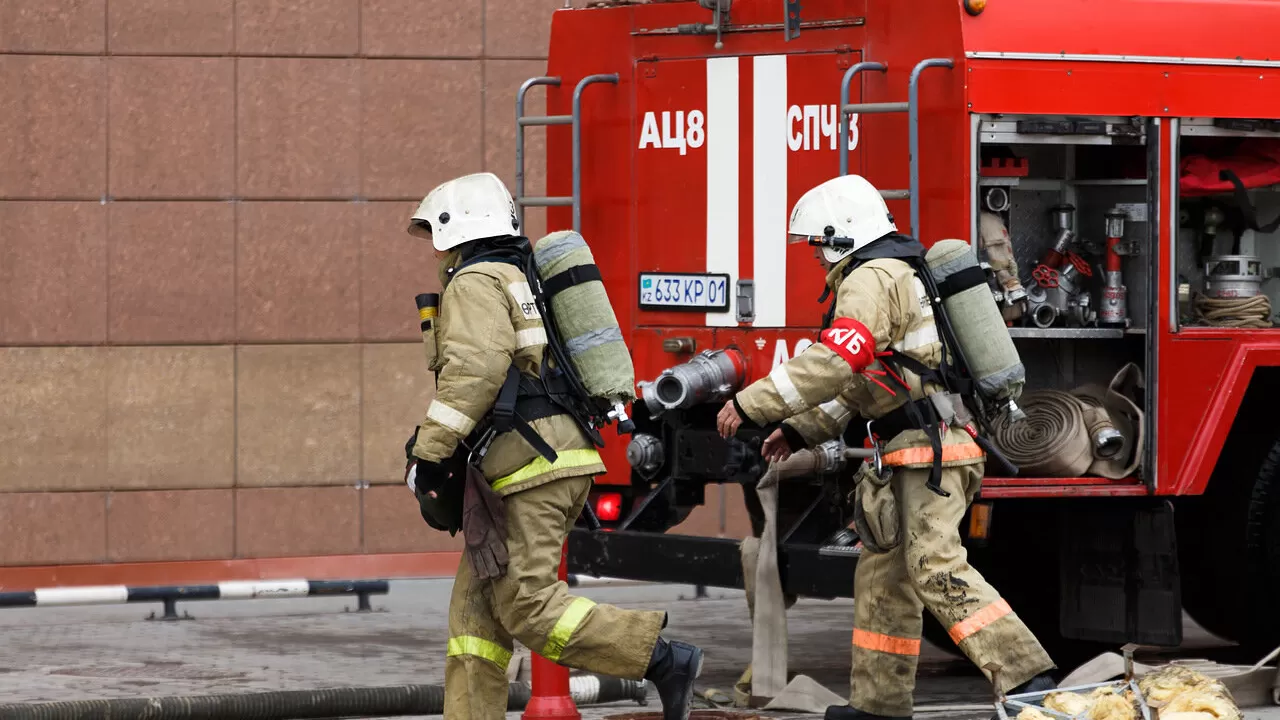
[992,390,1094,477]
[1193,293,1274,328]
[0,675,647,720]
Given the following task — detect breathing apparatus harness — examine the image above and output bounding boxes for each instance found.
[444,235,607,473]
[813,230,1017,496]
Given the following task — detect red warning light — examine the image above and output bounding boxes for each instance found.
[595,493,622,522]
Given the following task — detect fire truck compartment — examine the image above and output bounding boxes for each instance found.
[973,113,1157,490]
[1174,120,1280,331]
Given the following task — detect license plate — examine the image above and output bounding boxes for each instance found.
[639,272,731,312]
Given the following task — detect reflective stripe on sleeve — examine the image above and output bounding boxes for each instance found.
[819,398,852,423]
[426,400,477,436]
[515,326,548,348]
[541,597,596,661]
[446,636,514,668]
[852,628,921,656]
[948,598,1013,644]
[895,324,939,352]
[881,441,984,467]
[490,448,603,492]
[769,364,806,413]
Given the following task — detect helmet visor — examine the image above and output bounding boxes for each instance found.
[407,219,432,240]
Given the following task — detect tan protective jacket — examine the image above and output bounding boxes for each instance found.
[412,257,606,496]
[735,256,983,467]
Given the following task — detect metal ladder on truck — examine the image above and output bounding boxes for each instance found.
[514,74,619,234]
[837,58,955,235]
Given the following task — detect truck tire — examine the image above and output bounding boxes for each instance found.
[1242,438,1280,650]
[1176,435,1280,652]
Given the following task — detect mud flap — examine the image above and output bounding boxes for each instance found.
[1058,500,1181,646]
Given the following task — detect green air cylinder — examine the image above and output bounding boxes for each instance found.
[924,239,1025,406]
[532,230,636,405]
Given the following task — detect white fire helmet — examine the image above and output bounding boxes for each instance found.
[407,172,520,252]
[787,174,898,264]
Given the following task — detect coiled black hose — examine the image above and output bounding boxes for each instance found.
[0,676,647,719]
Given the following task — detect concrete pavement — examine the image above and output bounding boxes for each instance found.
[0,579,1273,720]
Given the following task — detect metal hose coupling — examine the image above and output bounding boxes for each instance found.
[638,348,748,415]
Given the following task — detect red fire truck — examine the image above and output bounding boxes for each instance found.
[516,0,1280,665]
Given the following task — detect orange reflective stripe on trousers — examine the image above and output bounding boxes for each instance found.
[948,598,1012,644]
[853,628,921,656]
[880,441,984,467]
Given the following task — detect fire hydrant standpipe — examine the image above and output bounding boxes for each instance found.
[1099,209,1130,328]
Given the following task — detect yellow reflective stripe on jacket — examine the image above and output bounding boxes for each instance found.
[491,448,603,492]
[541,597,596,662]
[446,636,513,668]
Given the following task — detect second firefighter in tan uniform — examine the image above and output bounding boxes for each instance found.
[405,173,703,720]
[716,175,1057,720]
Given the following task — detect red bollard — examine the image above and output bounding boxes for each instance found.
[523,542,581,720]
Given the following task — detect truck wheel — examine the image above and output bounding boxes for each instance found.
[1176,436,1280,652]
[1242,439,1280,650]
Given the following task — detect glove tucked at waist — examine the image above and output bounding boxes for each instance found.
[463,463,509,580]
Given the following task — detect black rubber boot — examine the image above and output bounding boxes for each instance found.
[1009,672,1057,697]
[824,706,912,720]
[991,672,1058,720]
[644,637,704,720]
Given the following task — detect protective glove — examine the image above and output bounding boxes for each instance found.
[462,463,509,580]
[406,457,463,535]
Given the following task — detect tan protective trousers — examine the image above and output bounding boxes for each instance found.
[444,474,666,720]
[850,464,1055,717]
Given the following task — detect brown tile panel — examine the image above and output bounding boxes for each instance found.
[0,56,106,199]
[108,58,235,199]
[235,0,359,56]
[362,485,463,554]
[360,0,482,58]
[108,202,236,344]
[107,0,233,54]
[107,489,234,562]
[0,348,108,493]
[236,345,361,488]
[484,0,560,58]
[0,492,107,565]
[484,59,547,239]
[106,347,235,491]
[362,343,434,484]
[362,59,482,200]
[0,0,105,53]
[0,202,107,345]
[670,482,754,539]
[237,58,360,199]
[236,202,361,342]
[235,486,361,558]
[360,202,438,342]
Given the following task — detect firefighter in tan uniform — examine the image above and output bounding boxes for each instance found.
[716,175,1057,720]
[403,173,703,720]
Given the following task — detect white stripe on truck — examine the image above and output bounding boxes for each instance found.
[706,56,741,327]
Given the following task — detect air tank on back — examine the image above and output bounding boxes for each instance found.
[532,230,636,425]
[925,239,1027,422]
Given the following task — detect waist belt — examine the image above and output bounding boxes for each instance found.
[870,398,938,440]
[491,364,572,465]
[867,396,950,498]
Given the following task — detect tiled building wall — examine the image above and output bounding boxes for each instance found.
[0,0,751,570]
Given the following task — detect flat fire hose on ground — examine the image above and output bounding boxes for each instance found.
[735,447,867,712]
